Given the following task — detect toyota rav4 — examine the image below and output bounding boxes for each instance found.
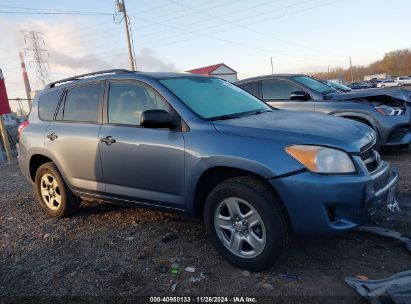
[18,69,399,271]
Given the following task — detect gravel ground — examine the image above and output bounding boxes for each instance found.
[1,148,411,302]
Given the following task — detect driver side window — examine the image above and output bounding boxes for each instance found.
[262,79,301,100]
[108,82,169,126]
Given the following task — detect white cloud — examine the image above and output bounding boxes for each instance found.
[0,16,178,107]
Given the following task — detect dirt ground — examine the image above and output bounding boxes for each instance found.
[1,148,411,302]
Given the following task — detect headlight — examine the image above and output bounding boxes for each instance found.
[285,145,356,173]
[374,105,404,116]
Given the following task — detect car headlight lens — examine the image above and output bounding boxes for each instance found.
[285,145,356,173]
[374,105,404,116]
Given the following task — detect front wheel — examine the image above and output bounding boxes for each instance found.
[204,176,289,271]
[398,83,403,87]
[35,162,80,218]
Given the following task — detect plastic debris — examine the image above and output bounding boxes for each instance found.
[184,266,196,273]
[281,273,301,280]
[346,270,411,304]
[171,282,178,292]
[358,225,411,253]
[241,270,250,277]
[190,272,206,283]
[170,268,180,275]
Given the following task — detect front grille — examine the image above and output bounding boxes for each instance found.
[360,144,381,173]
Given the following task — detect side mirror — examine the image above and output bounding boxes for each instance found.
[289,91,311,101]
[140,110,175,129]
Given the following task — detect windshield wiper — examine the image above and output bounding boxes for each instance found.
[209,109,271,121]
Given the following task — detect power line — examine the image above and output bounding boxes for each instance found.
[168,0,341,57]
[0,10,113,16]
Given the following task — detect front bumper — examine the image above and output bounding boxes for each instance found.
[270,161,399,235]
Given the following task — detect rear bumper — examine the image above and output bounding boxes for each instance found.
[270,161,398,235]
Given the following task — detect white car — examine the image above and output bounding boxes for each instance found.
[395,76,411,86]
[376,79,400,88]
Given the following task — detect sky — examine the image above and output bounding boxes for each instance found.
[1,0,410,113]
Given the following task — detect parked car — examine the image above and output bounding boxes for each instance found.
[236,74,411,148]
[376,79,399,88]
[323,80,352,92]
[18,70,399,271]
[395,76,411,86]
[347,82,370,90]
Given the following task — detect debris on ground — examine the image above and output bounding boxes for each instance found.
[281,273,301,281]
[346,270,411,304]
[241,270,250,277]
[358,225,411,253]
[170,282,178,292]
[190,272,206,283]
[184,266,196,273]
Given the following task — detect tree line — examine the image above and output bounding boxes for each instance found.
[312,48,411,83]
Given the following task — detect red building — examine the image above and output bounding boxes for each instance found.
[186,63,238,82]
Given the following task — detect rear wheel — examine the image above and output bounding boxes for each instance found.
[35,162,79,218]
[204,176,289,271]
[398,83,403,87]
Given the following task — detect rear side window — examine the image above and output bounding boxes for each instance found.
[38,89,63,121]
[262,80,300,100]
[63,83,103,122]
[238,82,260,98]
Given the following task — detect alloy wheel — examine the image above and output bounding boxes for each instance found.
[214,197,266,258]
[40,173,62,211]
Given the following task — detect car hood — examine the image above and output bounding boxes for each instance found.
[213,110,375,153]
[329,88,411,104]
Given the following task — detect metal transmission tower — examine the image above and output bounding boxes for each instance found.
[21,30,50,88]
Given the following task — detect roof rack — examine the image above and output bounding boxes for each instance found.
[45,69,132,89]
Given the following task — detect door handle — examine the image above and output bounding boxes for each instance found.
[100,136,116,145]
[47,132,58,141]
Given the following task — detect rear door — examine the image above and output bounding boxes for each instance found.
[98,80,185,210]
[261,79,315,111]
[45,82,105,193]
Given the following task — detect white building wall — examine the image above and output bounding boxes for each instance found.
[211,65,238,82]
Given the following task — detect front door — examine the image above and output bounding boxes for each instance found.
[99,80,185,210]
[261,79,315,112]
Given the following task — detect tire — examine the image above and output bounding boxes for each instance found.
[381,85,385,88]
[34,162,79,218]
[203,176,290,271]
[398,83,403,87]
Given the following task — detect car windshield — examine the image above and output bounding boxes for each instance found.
[292,75,338,95]
[329,81,352,92]
[159,77,271,120]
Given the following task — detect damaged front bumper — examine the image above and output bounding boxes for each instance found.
[269,161,399,235]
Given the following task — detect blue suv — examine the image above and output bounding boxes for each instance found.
[18,69,399,271]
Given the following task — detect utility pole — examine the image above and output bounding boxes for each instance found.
[349,56,354,83]
[116,0,136,71]
[327,65,330,80]
[19,52,32,109]
[21,30,50,88]
[270,57,274,74]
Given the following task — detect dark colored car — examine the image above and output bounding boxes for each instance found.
[237,74,411,148]
[347,82,370,90]
[18,70,399,271]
